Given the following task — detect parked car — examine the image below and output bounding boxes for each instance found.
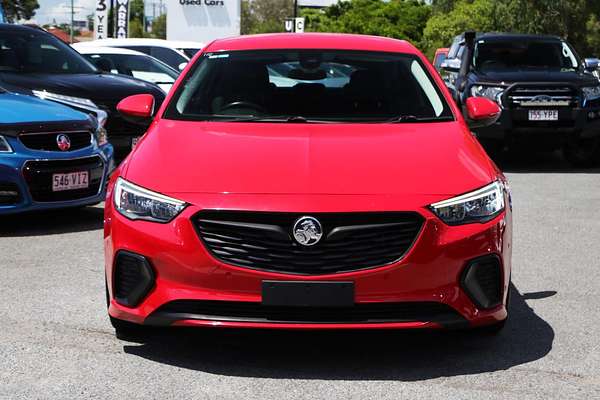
[0,87,113,214]
[105,33,512,337]
[442,31,600,166]
[74,39,204,71]
[73,45,178,93]
[0,24,165,163]
[433,47,449,70]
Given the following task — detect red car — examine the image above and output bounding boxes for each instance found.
[105,33,511,336]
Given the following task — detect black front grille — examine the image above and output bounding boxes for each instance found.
[506,86,579,108]
[146,299,466,326]
[194,211,424,275]
[96,100,145,162]
[19,131,92,151]
[22,156,104,202]
[0,182,21,205]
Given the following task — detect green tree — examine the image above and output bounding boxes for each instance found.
[151,14,166,39]
[241,0,293,34]
[128,0,146,37]
[1,0,39,22]
[302,0,431,43]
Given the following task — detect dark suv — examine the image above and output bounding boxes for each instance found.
[442,32,600,166]
[0,24,165,162]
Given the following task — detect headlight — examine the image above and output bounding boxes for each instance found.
[0,135,13,152]
[582,85,600,101]
[114,177,186,223]
[32,90,97,109]
[430,181,505,225]
[94,110,109,146]
[471,85,505,105]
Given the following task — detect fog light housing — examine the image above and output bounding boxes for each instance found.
[461,255,502,309]
[113,251,155,307]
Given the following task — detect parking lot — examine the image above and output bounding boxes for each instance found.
[0,151,598,399]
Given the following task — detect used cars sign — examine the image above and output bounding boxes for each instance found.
[166,0,240,42]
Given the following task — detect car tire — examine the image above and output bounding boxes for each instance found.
[563,137,600,168]
[105,278,145,338]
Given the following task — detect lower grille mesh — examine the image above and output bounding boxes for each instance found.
[147,299,465,325]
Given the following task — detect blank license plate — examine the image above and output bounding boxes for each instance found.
[131,136,141,149]
[528,110,558,121]
[262,281,354,307]
[52,171,89,192]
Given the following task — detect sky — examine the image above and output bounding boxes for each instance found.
[34,0,96,25]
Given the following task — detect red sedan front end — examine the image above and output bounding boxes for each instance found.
[104,33,512,335]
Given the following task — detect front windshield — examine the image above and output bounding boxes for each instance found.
[474,39,579,72]
[85,53,178,83]
[165,50,453,122]
[0,29,97,74]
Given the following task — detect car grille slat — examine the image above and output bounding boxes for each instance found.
[19,131,92,152]
[194,211,424,275]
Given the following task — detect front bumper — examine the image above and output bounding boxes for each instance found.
[105,191,513,330]
[474,106,600,143]
[0,142,113,215]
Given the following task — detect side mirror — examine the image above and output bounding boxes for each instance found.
[584,58,600,72]
[465,97,501,129]
[441,58,461,72]
[178,62,188,71]
[117,94,155,126]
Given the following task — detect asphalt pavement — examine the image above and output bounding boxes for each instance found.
[1,150,599,399]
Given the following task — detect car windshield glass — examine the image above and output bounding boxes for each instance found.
[165,50,453,122]
[0,29,97,74]
[474,39,579,72]
[85,53,178,83]
[180,48,200,58]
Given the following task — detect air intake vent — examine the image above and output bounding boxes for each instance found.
[113,251,155,307]
[0,182,21,205]
[461,255,502,309]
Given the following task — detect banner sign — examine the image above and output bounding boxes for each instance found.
[115,0,130,39]
[166,0,240,42]
[94,0,108,39]
[284,18,305,33]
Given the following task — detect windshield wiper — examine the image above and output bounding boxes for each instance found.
[384,115,454,123]
[204,115,336,123]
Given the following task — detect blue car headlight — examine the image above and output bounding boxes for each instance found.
[471,85,505,106]
[430,181,505,225]
[0,135,13,153]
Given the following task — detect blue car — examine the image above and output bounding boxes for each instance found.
[0,88,113,215]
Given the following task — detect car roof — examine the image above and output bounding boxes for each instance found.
[72,45,148,56]
[76,38,204,49]
[205,33,420,54]
[0,23,40,32]
[477,32,563,41]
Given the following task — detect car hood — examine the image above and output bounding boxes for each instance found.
[0,72,162,101]
[0,92,88,125]
[125,120,497,198]
[475,69,598,86]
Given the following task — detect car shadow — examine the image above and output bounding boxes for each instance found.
[492,149,600,173]
[0,205,104,237]
[121,284,555,381]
